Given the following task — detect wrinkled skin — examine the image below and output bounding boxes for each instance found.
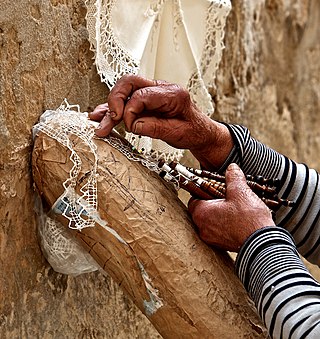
[188,163,275,252]
[90,75,275,252]
[89,75,233,170]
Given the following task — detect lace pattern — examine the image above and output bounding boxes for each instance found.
[33,105,169,309]
[34,104,98,230]
[86,0,140,87]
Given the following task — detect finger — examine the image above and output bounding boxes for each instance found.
[89,103,109,121]
[94,113,118,137]
[130,117,159,137]
[123,86,182,132]
[131,117,187,147]
[225,163,249,196]
[225,163,246,182]
[108,75,158,122]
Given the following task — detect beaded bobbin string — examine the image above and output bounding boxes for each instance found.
[104,133,295,211]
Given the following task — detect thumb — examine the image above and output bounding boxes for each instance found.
[132,117,165,138]
[225,163,249,198]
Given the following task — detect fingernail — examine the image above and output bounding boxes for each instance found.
[133,121,143,134]
[109,111,117,118]
[227,163,239,171]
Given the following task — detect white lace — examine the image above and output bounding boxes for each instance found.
[33,104,98,230]
[85,0,231,161]
[37,213,99,276]
[33,105,175,268]
[33,106,165,311]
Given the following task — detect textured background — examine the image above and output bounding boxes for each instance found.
[0,0,319,337]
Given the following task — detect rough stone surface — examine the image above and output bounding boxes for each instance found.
[214,0,320,169]
[0,1,160,338]
[0,0,319,338]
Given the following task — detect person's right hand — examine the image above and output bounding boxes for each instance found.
[89,75,233,169]
[188,164,276,252]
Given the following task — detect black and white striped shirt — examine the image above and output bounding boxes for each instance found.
[223,125,320,338]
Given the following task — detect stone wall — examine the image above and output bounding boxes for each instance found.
[215,0,320,169]
[0,1,160,338]
[0,0,319,338]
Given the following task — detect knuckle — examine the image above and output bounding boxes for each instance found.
[155,79,168,86]
[173,87,191,112]
[134,87,151,98]
[95,103,106,110]
[120,74,134,82]
[176,86,190,101]
[151,122,162,138]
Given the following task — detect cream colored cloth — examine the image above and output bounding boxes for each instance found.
[86,0,231,161]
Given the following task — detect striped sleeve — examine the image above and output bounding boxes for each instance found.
[235,227,320,339]
[221,124,320,266]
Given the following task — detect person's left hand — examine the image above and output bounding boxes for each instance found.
[89,75,234,170]
[188,163,276,252]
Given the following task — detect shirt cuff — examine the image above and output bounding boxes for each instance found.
[235,227,296,291]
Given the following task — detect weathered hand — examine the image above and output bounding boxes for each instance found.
[188,163,275,252]
[89,75,233,169]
